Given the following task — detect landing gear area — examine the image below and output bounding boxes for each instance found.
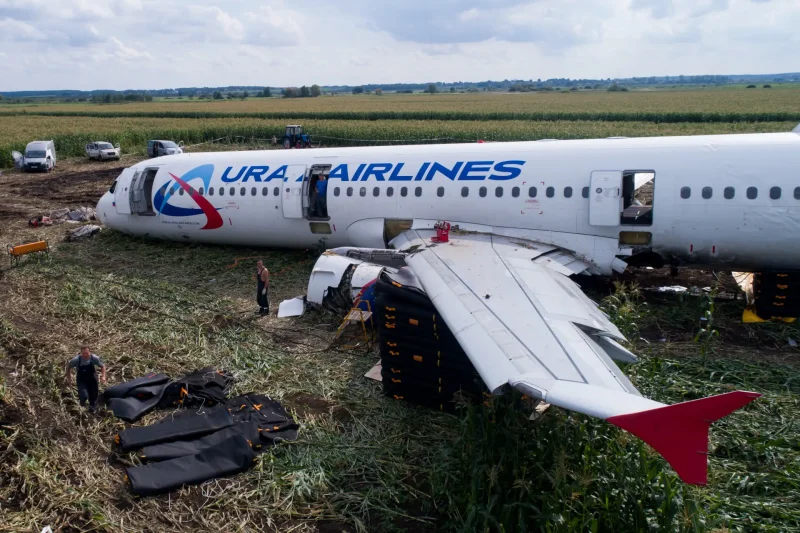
[737,271,800,323]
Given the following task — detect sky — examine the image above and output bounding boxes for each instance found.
[0,0,797,91]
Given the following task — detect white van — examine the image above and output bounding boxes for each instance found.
[23,140,56,172]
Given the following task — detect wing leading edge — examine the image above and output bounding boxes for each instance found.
[391,228,759,485]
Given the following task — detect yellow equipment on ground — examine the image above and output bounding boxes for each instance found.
[7,240,49,265]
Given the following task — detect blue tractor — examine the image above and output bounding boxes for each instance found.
[283,125,312,149]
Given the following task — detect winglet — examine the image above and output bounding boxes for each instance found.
[606,390,761,485]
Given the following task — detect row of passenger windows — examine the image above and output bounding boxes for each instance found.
[330,185,588,199]
[174,186,283,197]
[680,186,800,200]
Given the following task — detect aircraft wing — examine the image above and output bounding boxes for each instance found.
[390,228,759,485]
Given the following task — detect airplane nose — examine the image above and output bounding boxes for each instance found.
[96,192,112,225]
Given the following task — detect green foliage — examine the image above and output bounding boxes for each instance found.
[426,83,438,94]
[310,84,321,97]
[601,282,645,342]
[212,91,223,100]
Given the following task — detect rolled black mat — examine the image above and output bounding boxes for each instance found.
[126,433,256,496]
[141,420,260,462]
[117,406,234,451]
[104,373,170,399]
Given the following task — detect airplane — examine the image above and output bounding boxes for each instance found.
[96,126,800,485]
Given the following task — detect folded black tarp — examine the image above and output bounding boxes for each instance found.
[141,420,260,462]
[117,406,234,451]
[126,433,256,496]
[159,367,234,409]
[104,373,170,399]
[108,392,167,424]
[226,393,300,444]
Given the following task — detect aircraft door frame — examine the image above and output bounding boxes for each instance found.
[281,164,308,218]
[589,170,623,226]
[114,168,136,215]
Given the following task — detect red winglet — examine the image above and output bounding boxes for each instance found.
[607,390,761,485]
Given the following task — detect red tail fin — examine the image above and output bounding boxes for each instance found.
[607,390,761,485]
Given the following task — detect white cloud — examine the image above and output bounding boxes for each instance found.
[0,0,798,91]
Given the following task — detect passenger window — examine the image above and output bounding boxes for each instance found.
[208,187,214,196]
[334,187,340,197]
[564,187,572,198]
[582,187,589,198]
[229,187,235,196]
[461,187,469,197]
[770,186,781,200]
[347,187,353,197]
[747,187,757,199]
[495,187,503,198]
[262,187,268,196]
[546,187,554,198]
[273,187,279,196]
[437,187,445,197]
[240,187,246,196]
[529,186,537,198]
[479,187,487,198]
[415,187,422,197]
[251,187,256,196]
[179,188,184,196]
[199,187,204,196]
[373,187,380,197]
[219,188,224,197]
[680,187,691,199]
[360,187,367,197]
[512,187,520,198]
[795,187,800,200]
[702,187,712,199]
[401,187,408,197]
[724,187,734,199]
[387,187,394,197]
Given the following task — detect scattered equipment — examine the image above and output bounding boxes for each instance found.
[282,125,311,149]
[7,240,49,265]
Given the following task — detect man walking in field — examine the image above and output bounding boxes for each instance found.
[256,259,270,316]
[64,345,107,413]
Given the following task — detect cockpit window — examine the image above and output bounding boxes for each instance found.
[109,180,117,193]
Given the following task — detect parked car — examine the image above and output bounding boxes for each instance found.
[147,140,184,157]
[22,140,56,172]
[86,141,121,160]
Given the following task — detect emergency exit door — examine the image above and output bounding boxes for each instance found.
[114,168,136,215]
[589,171,622,226]
[281,165,309,218]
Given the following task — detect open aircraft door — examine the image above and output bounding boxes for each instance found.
[589,171,622,226]
[282,165,309,219]
[114,168,136,215]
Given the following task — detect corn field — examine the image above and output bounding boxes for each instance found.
[1,114,796,168]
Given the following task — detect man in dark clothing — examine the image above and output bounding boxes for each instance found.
[64,345,107,412]
[316,175,328,218]
[256,259,270,316]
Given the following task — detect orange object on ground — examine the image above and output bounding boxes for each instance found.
[7,240,49,264]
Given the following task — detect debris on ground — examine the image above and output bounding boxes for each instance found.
[28,215,53,227]
[106,368,298,496]
[66,224,102,241]
[278,296,306,318]
[47,206,97,224]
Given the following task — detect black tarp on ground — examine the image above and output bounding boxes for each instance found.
[141,420,260,461]
[159,367,234,409]
[117,406,234,451]
[226,394,300,444]
[126,433,256,496]
[104,373,170,399]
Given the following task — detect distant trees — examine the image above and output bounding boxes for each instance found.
[310,84,321,97]
[607,83,628,92]
[92,93,153,103]
[449,87,455,93]
[284,87,299,98]
[300,85,311,97]
[260,87,272,97]
[763,84,772,89]
[426,83,438,94]
[746,84,757,89]
[0,94,3,101]
[282,85,322,98]
[242,90,249,99]
[375,88,383,96]
[213,91,223,99]
[352,86,365,94]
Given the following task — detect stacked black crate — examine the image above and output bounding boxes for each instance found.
[374,272,486,412]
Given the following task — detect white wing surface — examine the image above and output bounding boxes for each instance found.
[390,228,759,485]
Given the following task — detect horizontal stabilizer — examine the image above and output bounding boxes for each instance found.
[607,390,761,485]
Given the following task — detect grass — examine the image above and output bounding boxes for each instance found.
[0,226,797,532]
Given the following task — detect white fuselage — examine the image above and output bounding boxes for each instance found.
[96,132,800,274]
